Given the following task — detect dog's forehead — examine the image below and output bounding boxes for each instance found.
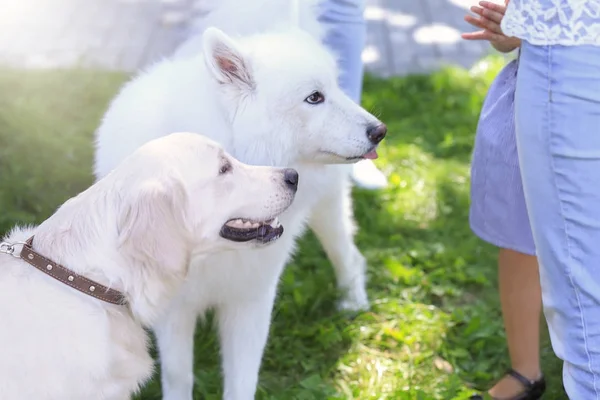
[168,134,223,159]
[255,53,338,90]
[144,135,224,172]
[197,146,229,173]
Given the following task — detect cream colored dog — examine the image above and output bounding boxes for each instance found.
[0,132,298,400]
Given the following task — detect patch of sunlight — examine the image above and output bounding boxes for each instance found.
[364,5,386,21]
[446,0,475,10]
[362,45,380,64]
[384,258,425,286]
[387,11,418,28]
[470,58,493,75]
[469,54,511,79]
[331,301,456,398]
[413,23,462,45]
[378,144,439,227]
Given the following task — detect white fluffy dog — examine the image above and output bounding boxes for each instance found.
[93,1,387,398]
[0,132,297,400]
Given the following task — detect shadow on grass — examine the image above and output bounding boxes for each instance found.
[0,61,565,399]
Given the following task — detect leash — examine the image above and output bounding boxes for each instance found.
[1,236,127,305]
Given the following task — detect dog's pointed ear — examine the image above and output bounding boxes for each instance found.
[202,27,254,91]
[117,177,190,272]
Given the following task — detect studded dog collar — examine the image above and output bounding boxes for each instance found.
[1,236,127,305]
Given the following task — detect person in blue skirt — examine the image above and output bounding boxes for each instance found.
[462,1,545,399]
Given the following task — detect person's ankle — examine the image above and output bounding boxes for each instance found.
[510,364,542,380]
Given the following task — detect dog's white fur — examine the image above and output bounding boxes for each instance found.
[93,1,384,399]
[0,133,296,400]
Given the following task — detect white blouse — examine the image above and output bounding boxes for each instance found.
[501,0,600,46]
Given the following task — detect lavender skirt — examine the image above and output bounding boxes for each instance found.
[469,58,535,256]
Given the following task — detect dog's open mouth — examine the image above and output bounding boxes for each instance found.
[220,217,284,244]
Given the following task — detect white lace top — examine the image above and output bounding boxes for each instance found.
[501,0,600,46]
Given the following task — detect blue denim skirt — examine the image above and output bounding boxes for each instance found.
[469,58,535,255]
[515,42,600,399]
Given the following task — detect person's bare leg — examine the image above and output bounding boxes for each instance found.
[488,248,542,397]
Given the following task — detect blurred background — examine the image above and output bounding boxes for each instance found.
[0,1,564,399]
[0,0,493,74]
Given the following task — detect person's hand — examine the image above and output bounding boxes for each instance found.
[461,1,521,53]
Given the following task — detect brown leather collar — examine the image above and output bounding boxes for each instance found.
[7,236,127,305]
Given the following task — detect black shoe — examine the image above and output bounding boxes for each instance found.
[469,368,546,400]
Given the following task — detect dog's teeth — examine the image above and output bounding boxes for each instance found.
[251,222,260,228]
[243,221,253,228]
[226,219,244,228]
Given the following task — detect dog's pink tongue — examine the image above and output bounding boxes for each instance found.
[363,149,378,160]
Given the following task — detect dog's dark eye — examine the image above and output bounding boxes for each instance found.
[305,91,325,105]
[219,162,232,175]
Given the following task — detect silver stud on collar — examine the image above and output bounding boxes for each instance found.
[68,276,74,282]
[27,253,34,260]
[46,264,52,271]
[89,286,96,292]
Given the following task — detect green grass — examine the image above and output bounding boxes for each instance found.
[0,60,566,399]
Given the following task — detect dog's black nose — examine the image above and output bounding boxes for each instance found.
[283,168,299,192]
[367,123,387,145]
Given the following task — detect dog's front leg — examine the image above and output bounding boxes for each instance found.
[154,302,199,400]
[308,172,369,311]
[217,291,276,400]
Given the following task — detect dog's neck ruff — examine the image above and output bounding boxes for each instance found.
[0,236,127,305]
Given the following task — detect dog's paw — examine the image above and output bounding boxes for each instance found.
[338,294,370,313]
